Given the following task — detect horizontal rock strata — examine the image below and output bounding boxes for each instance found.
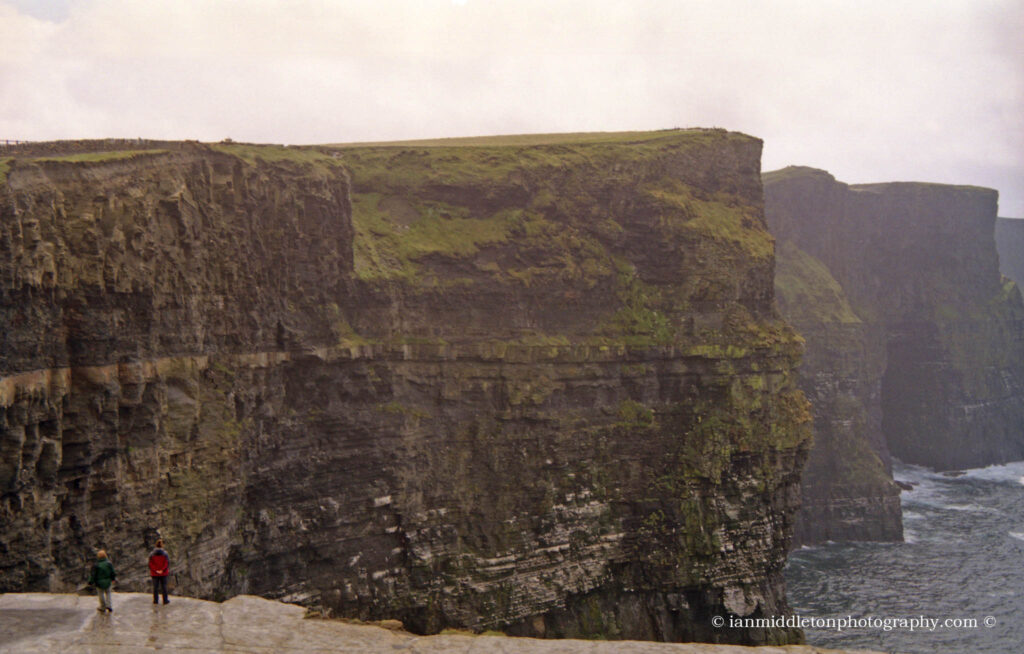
[1,133,811,644]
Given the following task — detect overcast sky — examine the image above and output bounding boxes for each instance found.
[2,0,1022,215]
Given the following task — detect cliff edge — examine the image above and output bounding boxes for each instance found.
[0,593,886,654]
[1,133,811,644]
[996,217,1024,286]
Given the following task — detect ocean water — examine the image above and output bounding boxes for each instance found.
[785,460,1024,654]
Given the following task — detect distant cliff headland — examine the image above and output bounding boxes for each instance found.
[765,167,1024,544]
[996,217,1024,287]
[1,132,811,645]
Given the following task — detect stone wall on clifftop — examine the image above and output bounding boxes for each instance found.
[765,167,1024,489]
[1,132,811,646]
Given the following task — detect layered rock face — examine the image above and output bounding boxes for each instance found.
[1,133,811,645]
[1,144,352,592]
[765,167,1024,486]
[996,217,1024,286]
[771,240,901,544]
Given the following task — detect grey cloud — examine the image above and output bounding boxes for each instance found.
[0,0,1020,214]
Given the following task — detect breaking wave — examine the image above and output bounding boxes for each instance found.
[786,457,1024,653]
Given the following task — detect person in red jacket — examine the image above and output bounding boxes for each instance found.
[148,539,171,605]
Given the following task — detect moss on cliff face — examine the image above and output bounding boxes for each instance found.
[1,133,810,646]
[774,241,860,325]
[644,179,773,261]
[771,231,902,543]
[349,192,523,282]
[332,129,787,376]
[335,129,768,300]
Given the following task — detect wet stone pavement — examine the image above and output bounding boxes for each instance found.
[0,593,886,654]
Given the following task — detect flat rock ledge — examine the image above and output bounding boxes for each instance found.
[0,593,884,654]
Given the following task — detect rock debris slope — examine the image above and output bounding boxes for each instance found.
[1,132,811,645]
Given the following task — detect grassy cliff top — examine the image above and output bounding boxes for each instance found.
[330,127,772,288]
[324,128,754,149]
[763,166,995,196]
[326,127,763,202]
[761,166,835,186]
[322,128,761,192]
[850,180,996,196]
[2,150,168,185]
[28,149,168,163]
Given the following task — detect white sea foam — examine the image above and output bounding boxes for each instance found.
[895,472,955,510]
[961,460,1024,484]
[790,456,1024,651]
[895,460,1024,516]
[893,462,944,484]
[894,459,1024,485]
[944,503,1000,514]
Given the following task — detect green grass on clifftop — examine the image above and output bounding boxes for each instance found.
[334,129,768,284]
[31,149,167,163]
[325,128,722,148]
[210,143,344,172]
[329,128,754,192]
[761,166,834,186]
[851,180,995,195]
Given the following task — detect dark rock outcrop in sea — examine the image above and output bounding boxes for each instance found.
[764,166,1024,543]
[0,133,811,645]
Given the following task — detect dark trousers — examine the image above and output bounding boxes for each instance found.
[152,576,169,603]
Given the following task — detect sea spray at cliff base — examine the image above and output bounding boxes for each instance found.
[787,459,1024,654]
[764,167,1024,547]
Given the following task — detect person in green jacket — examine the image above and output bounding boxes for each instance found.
[88,550,116,613]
